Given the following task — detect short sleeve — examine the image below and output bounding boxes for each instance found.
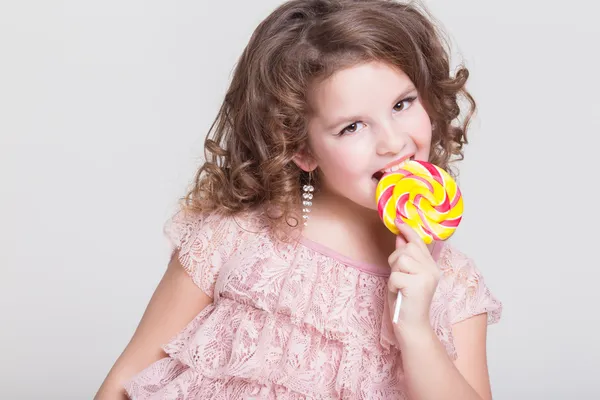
[437,243,502,326]
[163,209,239,298]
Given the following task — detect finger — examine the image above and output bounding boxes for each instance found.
[388,248,408,269]
[395,219,429,252]
[387,270,417,293]
[396,241,440,276]
[402,242,427,263]
[388,248,401,266]
[388,243,423,270]
[395,233,407,249]
[389,253,420,274]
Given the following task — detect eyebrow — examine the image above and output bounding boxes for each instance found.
[323,85,418,132]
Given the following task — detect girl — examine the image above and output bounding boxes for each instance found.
[96,0,502,399]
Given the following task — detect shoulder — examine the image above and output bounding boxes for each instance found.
[435,241,487,287]
[435,241,473,272]
[434,241,503,326]
[162,206,272,297]
[164,206,270,248]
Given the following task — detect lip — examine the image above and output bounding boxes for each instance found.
[380,154,414,172]
[372,154,415,182]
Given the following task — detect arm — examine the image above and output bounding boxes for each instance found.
[94,252,213,400]
[387,223,499,400]
[397,313,492,400]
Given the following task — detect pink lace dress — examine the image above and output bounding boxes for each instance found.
[124,209,502,399]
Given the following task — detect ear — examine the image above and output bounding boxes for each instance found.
[292,145,318,172]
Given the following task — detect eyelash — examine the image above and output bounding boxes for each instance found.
[337,96,418,136]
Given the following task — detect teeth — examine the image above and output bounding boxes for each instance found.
[382,157,414,174]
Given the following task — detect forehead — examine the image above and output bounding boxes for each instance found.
[308,61,414,119]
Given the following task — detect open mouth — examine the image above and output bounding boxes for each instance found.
[372,156,415,182]
[372,170,385,182]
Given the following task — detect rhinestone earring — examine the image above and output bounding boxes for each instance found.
[302,173,314,226]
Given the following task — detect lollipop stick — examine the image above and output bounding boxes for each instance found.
[392,291,402,324]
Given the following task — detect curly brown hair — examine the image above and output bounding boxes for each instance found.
[182,0,476,236]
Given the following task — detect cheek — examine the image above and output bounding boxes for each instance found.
[321,150,365,178]
[414,132,431,153]
[312,139,366,176]
[411,108,433,154]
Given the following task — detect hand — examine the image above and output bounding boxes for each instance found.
[387,219,441,335]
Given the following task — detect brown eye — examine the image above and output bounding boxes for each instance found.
[338,121,365,136]
[346,123,358,132]
[393,96,417,112]
[393,102,406,111]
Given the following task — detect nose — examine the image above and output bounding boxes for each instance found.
[375,122,407,156]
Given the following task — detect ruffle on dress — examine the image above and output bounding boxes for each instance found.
[124,209,502,399]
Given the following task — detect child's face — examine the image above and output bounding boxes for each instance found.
[301,61,433,211]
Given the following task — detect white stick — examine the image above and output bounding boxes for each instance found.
[392,291,402,324]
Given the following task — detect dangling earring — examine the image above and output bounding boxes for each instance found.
[302,172,314,226]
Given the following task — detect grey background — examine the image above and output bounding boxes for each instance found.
[1,0,599,398]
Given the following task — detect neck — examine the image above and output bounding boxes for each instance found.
[311,190,378,225]
[303,188,397,255]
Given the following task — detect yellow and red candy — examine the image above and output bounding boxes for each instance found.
[375,160,463,244]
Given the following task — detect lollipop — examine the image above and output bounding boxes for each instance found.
[375,159,463,323]
[376,160,463,244]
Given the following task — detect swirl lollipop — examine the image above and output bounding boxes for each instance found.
[375,159,463,323]
[375,160,463,244]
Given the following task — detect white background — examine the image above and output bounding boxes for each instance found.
[1,0,599,398]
